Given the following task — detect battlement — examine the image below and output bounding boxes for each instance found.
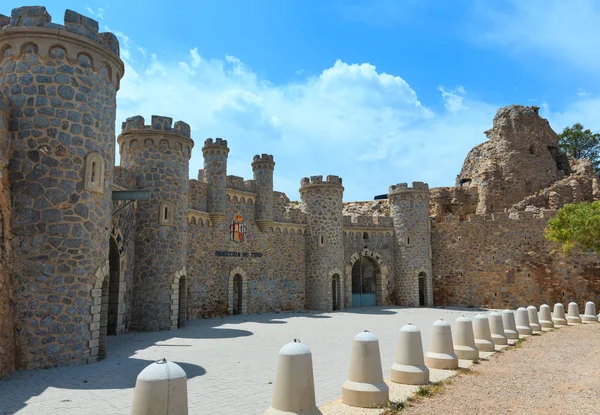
[389,181,429,193]
[343,215,394,228]
[251,153,275,171]
[120,115,191,138]
[0,7,119,56]
[300,175,343,188]
[203,138,228,148]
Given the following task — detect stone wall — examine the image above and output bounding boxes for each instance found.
[457,105,570,214]
[300,175,345,311]
[186,195,305,318]
[118,116,192,331]
[389,183,434,306]
[0,90,15,379]
[0,7,123,369]
[432,211,600,308]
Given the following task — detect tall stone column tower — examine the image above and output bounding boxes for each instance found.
[388,182,433,306]
[0,7,123,369]
[252,154,275,232]
[202,138,229,226]
[300,175,345,311]
[118,115,194,331]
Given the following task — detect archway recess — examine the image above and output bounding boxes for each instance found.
[228,267,248,315]
[345,249,388,308]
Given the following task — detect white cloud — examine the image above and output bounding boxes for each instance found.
[111,32,595,201]
[473,0,600,75]
[85,6,104,20]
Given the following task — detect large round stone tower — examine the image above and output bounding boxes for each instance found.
[252,153,275,232]
[202,138,229,226]
[300,175,345,311]
[118,115,194,331]
[388,182,433,307]
[0,7,123,369]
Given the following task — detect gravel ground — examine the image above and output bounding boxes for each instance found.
[401,323,600,415]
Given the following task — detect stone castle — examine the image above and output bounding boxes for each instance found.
[0,6,599,379]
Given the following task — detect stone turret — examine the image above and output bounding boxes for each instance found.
[118,115,193,331]
[300,175,345,311]
[201,138,229,225]
[0,6,123,369]
[252,154,275,232]
[388,182,433,306]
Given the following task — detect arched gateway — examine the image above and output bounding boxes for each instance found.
[345,249,388,307]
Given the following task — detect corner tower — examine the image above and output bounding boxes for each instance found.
[118,115,194,331]
[201,138,229,226]
[252,154,275,232]
[388,182,433,307]
[0,7,123,369]
[300,175,344,311]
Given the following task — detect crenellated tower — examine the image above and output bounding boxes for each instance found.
[118,115,193,331]
[300,175,345,311]
[388,182,433,307]
[252,153,275,232]
[201,138,229,226]
[0,6,123,369]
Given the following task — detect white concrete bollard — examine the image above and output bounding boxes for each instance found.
[390,324,429,385]
[566,302,582,324]
[552,303,567,326]
[538,304,554,329]
[501,310,520,340]
[265,339,319,415]
[342,331,389,408]
[488,312,508,346]
[473,314,495,352]
[582,302,598,323]
[453,316,479,360]
[526,306,542,333]
[515,307,532,335]
[131,358,188,415]
[425,319,458,370]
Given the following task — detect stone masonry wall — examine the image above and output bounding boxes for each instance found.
[300,175,345,311]
[389,183,434,307]
[0,90,15,379]
[0,7,123,369]
[118,116,192,331]
[432,211,600,308]
[186,196,305,318]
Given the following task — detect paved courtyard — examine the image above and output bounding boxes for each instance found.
[0,306,486,415]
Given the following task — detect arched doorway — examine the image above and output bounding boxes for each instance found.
[233,274,243,315]
[332,274,341,311]
[418,272,426,306]
[107,237,120,335]
[178,276,187,328]
[351,256,378,307]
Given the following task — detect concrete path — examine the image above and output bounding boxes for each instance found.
[0,306,485,415]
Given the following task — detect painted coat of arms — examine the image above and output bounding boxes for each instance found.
[230,213,246,242]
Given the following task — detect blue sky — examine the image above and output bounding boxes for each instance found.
[4,0,600,201]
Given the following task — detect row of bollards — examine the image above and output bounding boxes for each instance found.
[124,301,599,414]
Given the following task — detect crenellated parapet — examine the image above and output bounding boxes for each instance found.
[118,115,194,160]
[388,181,430,203]
[299,175,344,197]
[202,137,229,155]
[0,7,123,87]
[251,153,275,171]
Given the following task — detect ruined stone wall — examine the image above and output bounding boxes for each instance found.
[432,211,600,308]
[429,186,478,221]
[457,105,570,214]
[389,183,434,306]
[118,116,192,331]
[0,7,123,369]
[186,196,305,318]
[0,90,15,379]
[300,176,345,311]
